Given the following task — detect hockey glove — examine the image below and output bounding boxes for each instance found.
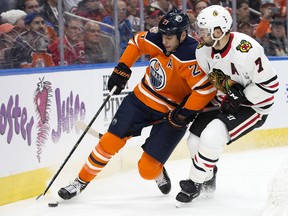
[221,83,247,115]
[166,108,197,129]
[108,62,132,95]
[208,68,236,93]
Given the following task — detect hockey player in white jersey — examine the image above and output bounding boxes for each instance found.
[175,5,279,207]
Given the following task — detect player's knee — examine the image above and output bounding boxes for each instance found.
[200,119,229,153]
[187,133,200,157]
[99,132,127,155]
[138,152,163,180]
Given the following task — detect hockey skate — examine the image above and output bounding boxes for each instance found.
[175,179,202,208]
[155,167,171,195]
[201,166,218,198]
[58,177,89,200]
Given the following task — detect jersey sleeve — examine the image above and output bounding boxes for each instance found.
[178,60,217,111]
[119,31,150,67]
[243,44,279,105]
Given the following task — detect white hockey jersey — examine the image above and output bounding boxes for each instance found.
[196,32,279,114]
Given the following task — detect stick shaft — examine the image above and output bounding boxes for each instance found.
[36,86,117,200]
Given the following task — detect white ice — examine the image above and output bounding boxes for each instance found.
[2,147,288,216]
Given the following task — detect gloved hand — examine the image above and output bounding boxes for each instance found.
[166,108,197,129]
[208,68,236,94]
[221,83,247,115]
[108,62,132,95]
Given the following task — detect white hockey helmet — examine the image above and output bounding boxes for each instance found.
[196,5,232,39]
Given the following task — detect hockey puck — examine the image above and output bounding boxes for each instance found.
[48,202,58,207]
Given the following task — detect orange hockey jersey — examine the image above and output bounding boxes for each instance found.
[119,30,216,113]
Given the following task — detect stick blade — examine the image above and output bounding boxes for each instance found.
[75,120,101,139]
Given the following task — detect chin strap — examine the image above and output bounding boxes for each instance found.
[211,31,226,47]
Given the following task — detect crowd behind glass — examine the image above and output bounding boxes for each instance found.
[0,0,287,69]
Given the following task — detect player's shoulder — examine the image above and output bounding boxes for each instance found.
[195,41,211,58]
[145,30,163,47]
[231,32,263,54]
[173,35,199,61]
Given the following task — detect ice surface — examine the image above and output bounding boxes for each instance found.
[2,147,288,216]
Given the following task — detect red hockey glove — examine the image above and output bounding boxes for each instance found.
[108,62,132,95]
[221,83,247,115]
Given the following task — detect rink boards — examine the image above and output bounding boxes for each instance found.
[0,59,288,205]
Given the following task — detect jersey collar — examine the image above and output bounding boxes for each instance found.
[211,33,234,59]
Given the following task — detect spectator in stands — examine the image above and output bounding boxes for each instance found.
[260,19,288,56]
[126,0,140,34]
[150,0,178,14]
[254,0,277,40]
[248,0,262,20]
[144,6,162,31]
[0,23,18,69]
[276,0,287,18]
[71,0,107,22]
[17,0,58,41]
[237,21,255,38]
[40,0,59,32]
[84,21,115,63]
[0,24,16,48]
[236,0,252,24]
[48,16,85,66]
[63,0,81,12]
[186,10,197,33]
[188,0,209,40]
[1,9,27,33]
[17,0,41,14]
[172,0,193,10]
[192,0,209,17]
[39,0,74,14]
[101,0,133,55]
[12,12,55,68]
[208,0,230,7]
[0,1,18,14]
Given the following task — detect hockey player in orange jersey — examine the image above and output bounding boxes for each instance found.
[58,10,216,200]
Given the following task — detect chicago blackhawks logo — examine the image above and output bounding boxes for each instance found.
[213,10,219,16]
[236,40,252,53]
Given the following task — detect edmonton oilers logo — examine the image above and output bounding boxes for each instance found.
[149,58,166,90]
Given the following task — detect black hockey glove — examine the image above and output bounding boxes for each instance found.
[166,108,197,129]
[221,83,247,115]
[108,62,132,95]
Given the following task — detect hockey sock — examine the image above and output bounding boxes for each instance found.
[187,133,200,158]
[189,144,219,183]
[79,132,128,182]
[79,143,112,182]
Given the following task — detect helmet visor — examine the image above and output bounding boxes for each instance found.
[195,25,210,38]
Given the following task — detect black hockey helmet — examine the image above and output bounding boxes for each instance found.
[158,10,190,38]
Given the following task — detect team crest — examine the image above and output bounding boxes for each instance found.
[149,58,166,90]
[236,40,252,53]
[213,10,219,16]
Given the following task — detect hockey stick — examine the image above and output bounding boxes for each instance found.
[75,120,103,139]
[76,106,220,139]
[36,86,117,200]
